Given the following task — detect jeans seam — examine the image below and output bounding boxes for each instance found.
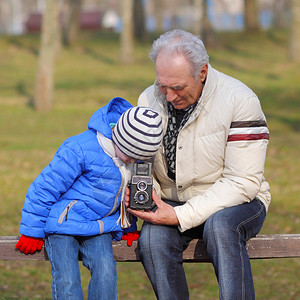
[235,200,265,300]
[238,230,246,300]
[237,200,265,240]
[208,213,220,298]
[46,238,58,300]
[148,224,156,292]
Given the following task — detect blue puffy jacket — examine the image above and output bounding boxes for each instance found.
[19,97,135,241]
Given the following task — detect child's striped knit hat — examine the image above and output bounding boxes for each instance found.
[112,106,163,160]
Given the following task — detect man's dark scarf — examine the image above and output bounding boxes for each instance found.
[163,101,198,180]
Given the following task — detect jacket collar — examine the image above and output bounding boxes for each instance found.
[200,64,217,107]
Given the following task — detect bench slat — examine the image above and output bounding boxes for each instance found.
[1,234,300,262]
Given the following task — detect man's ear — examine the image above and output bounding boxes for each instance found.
[199,64,208,83]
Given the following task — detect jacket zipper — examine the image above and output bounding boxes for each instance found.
[58,200,78,224]
[65,206,70,221]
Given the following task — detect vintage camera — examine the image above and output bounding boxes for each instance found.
[129,162,153,210]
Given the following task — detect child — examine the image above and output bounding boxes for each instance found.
[15,97,163,300]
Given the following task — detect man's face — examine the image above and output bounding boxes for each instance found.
[155,53,207,110]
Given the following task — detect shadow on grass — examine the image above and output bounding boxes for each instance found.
[16,81,34,108]
[83,47,116,65]
[260,86,300,132]
[8,36,39,56]
[55,77,151,93]
[266,114,300,132]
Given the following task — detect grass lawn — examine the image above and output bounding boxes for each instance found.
[0,30,299,299]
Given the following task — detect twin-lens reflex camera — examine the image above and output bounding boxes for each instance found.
[129,162,153,210]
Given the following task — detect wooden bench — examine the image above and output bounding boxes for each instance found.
[1,234,300,262]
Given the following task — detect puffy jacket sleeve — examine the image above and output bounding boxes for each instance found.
[20,140,85,238]
[174,95,270,232]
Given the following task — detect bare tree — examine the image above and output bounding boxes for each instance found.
[201,0,217,48]
[34,0,59,111]
[272,0,289,29]
[244,0,260,32]
[134,0,146,41]
[120,0,134,64]
[169,0,180,30]
[152,0,164,32]
[63,0,83,47]
[0,0,11,34]
[193,0,203,36]
[288,0,300,62]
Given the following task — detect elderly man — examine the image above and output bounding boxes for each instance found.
[126,29,270,300]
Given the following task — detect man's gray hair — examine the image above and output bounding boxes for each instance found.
[149,29,209,80]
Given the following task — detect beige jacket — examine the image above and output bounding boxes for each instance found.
[138,64,271,232]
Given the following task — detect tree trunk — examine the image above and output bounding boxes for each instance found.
[121,0,134,64]
[202,0,217,48]
[34,0,59,111]
[153,0,164,32]
[63,0,82,47]
[193,0,203,37]
[288,0,300,62]
[169,0,180,30]
[244,0,260,32]
[0,0,11,34]
[272,0,289,29]
[134,0,146,41]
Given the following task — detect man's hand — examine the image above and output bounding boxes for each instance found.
[125,187,179,226]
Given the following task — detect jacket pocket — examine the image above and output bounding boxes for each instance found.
[58,200,78,224]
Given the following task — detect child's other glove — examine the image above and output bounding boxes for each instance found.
[121,230,140,246]
[15,235,44,254]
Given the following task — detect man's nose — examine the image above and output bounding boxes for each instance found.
[165,88,177,102]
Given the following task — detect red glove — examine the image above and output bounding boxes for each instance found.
[15,235,44,254]
[121,230,140,246]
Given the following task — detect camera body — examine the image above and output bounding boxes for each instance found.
[129,162,153,210]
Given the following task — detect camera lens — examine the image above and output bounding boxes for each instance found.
[137,180,147,191]
[134,191,149,205]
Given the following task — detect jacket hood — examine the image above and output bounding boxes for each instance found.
[88,97,133,139]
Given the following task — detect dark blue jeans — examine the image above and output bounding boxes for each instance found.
[138,198,266,300]
[45,234,117,300]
